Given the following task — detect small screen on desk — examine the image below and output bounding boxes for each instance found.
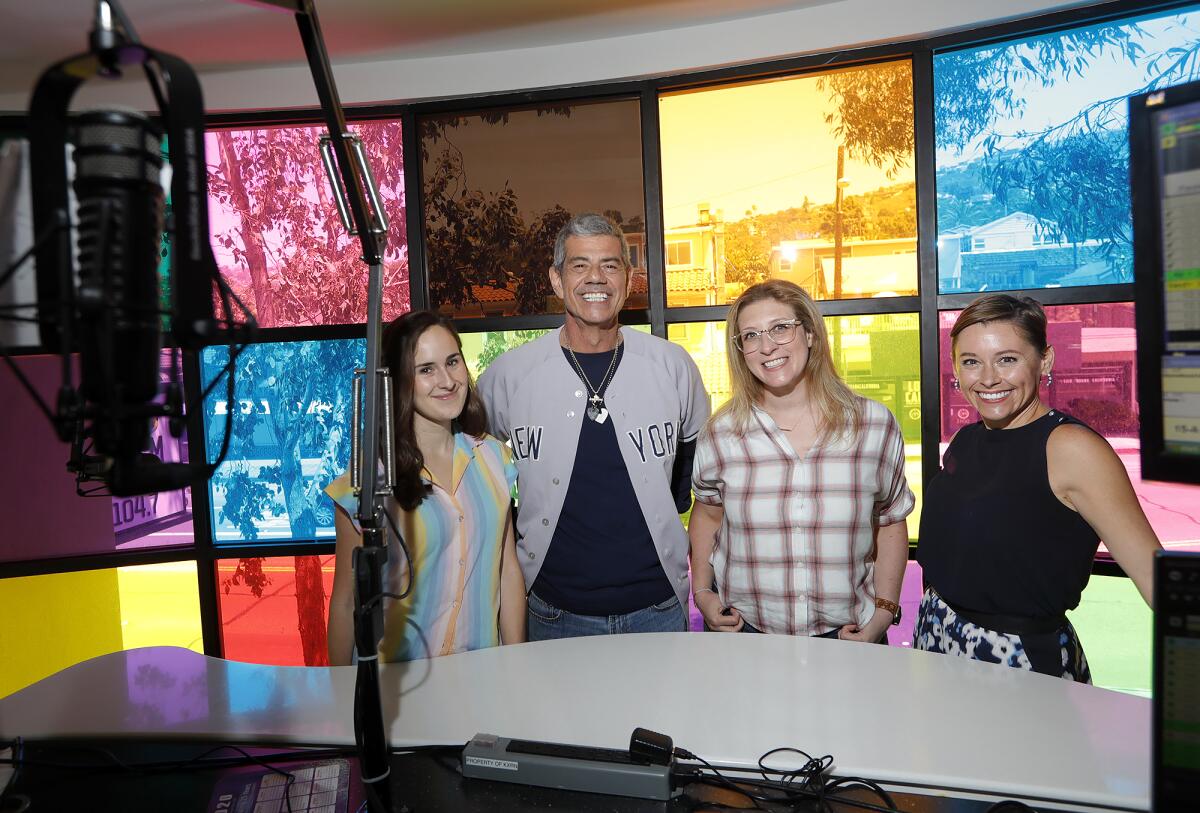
[1154,552,1200,812]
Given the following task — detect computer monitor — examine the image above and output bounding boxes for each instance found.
[1153,551,1200,813]
[1130,82,1200,485]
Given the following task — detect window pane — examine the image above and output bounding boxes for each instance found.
[667,322,733,410]
[669,313,922,534]
[420,98,646,318]
[459,325,652,380]
[206,120,409,327]
[459,329,550,380]
[1068,573,1152,696]
[933,6,1200,293]
[201,339,364,544]
[218,555,333,667]
[938,302,1200,551]
[116,350,194,551]
[660,60,917,307]
[0,562,202,698]
[0,354,193,563]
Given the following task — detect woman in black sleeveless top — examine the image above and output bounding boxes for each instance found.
[914,294,1160,682]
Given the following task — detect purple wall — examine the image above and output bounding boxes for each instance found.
[0,355,115,562]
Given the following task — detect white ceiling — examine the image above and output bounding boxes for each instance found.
[0,0,831,96]
[0,0,1097,112]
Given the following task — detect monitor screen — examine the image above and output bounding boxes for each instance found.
[1154,551,1200,813]
[1131,83,1200,485]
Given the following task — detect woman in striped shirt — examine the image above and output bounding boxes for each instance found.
[327,311,525,663]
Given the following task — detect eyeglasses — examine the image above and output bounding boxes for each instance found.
[735,320,800,352]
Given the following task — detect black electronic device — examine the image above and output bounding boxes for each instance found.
[461,733,680,801]
[17,0,255,497]
[1152,551,1200,813]
[1130,81,1200,485]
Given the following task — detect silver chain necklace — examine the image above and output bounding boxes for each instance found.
[567,340,622,424]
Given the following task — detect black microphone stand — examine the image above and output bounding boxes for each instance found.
[255,2,396,810]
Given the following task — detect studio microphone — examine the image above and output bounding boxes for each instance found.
[27,6,247,498]
[72,107,165,464]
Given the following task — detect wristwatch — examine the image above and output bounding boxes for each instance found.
[875,597,902,625]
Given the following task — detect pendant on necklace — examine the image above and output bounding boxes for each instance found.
[586,395,608,424]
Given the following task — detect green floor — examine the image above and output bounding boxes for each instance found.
[1068,575,1152,696]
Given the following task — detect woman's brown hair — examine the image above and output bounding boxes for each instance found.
[950,293,1048,356]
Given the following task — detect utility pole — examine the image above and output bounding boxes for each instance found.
[834,144,846,300]
[833,144,848,366]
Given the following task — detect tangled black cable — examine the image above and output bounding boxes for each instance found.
[673,744,1044,813]
[672,744,899,813]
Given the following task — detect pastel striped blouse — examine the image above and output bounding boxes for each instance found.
[326,432,518,661]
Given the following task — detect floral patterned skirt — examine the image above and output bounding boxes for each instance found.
[913,588,1091,683]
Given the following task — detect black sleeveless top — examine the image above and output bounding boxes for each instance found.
[916,410,1100,619]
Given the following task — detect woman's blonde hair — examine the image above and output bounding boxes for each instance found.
[715,280,859,439]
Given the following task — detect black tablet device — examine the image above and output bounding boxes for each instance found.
[1153,550,1200,812]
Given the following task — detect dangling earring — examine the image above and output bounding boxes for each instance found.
[1045,372,1053,387]
[951,378,960,391]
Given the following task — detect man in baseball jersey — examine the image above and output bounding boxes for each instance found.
[478,212,710,640]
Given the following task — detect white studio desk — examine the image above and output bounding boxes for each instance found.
[0,633,1149,812]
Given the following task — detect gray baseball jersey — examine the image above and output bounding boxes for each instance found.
[477,326,711,610]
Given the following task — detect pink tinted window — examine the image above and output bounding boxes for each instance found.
[206,120,409,327]
[938,302,1200,553]
[217,555,334,666]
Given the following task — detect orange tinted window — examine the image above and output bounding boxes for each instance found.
[660,61,917,307]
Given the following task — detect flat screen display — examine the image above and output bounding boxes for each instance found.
[1130,83,1200,484]
[1153,101,1200,459]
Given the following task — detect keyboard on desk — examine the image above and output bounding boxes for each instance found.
[207,758,361,813]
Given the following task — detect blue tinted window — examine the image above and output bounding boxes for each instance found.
[934,6,1200,293]
[201,339,365,544]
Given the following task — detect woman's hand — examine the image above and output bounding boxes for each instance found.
[696,590,744,632]
[837,609,891,643]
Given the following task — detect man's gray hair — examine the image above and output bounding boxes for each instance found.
[552,212,631,271]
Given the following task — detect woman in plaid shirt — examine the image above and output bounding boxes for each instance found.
[689,281,914,640]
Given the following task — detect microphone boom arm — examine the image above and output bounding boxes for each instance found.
[254,2,395,810]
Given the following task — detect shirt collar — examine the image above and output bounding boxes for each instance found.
[422,431,483,492]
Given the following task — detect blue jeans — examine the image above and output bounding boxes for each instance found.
[527,591,688,641]
[707,619,886,643]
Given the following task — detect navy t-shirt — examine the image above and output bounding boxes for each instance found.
[531,347,674,615]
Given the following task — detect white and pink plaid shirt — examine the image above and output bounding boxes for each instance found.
[692,397,914,636]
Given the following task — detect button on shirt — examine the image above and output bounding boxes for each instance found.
[325,432,517,661]
[692,397,914,636]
